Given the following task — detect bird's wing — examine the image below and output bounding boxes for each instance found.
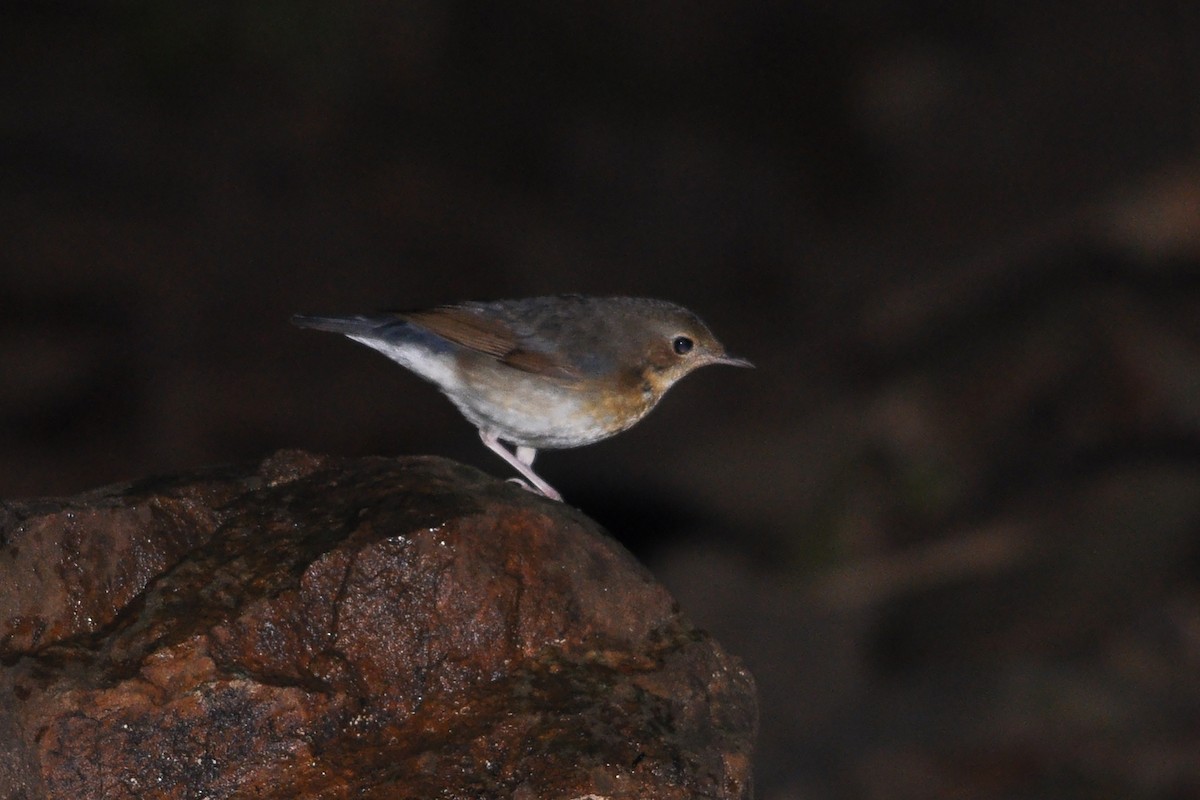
[403,306,584,380]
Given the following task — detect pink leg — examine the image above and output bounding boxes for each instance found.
[479,431,563,501]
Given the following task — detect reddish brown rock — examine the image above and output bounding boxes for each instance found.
[0,451,756,799]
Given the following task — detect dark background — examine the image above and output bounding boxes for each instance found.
[5,3,1200,797]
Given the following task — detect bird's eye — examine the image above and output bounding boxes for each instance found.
[672,336,694,355]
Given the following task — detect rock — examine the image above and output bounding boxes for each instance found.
[0,451,757,799]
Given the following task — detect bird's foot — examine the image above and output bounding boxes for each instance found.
[480,431,564,501]
[506,477,536,493]
[505,476,563,501]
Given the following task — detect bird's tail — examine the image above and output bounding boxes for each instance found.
[290,313,391,336]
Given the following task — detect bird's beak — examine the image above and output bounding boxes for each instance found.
[713,354,754,368]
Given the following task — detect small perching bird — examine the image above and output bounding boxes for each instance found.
[292,295,751,501]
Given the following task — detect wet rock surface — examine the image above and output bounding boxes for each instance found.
[0,451,756,800]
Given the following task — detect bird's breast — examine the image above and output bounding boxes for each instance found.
[443,361,658,449]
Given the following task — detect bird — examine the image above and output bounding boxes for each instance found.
[292,295,751,501]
